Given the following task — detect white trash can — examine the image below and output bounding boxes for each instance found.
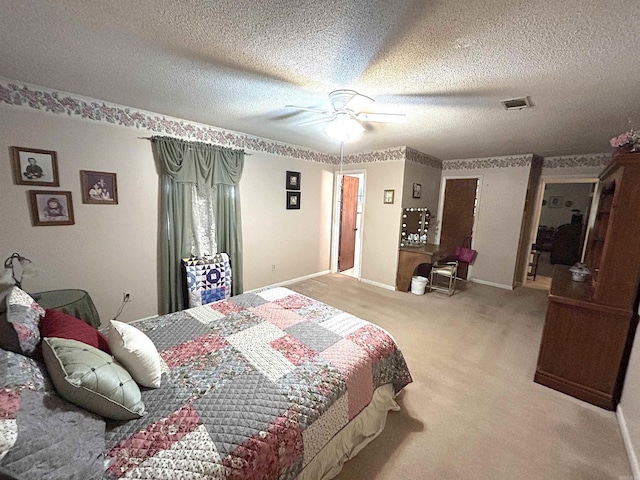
[411,276,428,295]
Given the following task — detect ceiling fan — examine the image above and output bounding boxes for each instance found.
[285,89,405,142]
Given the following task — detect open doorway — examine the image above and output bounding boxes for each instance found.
[332,171,365,279]
[525,177,598,289]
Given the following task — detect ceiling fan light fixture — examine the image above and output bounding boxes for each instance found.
[324,114,365,142]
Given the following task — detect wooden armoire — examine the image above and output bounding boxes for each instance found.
[534,151,640,409]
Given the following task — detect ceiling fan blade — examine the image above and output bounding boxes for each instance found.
[356,112,406,123]
[285,105,331,114]
[344,92,374,113]
[297,116,335,127]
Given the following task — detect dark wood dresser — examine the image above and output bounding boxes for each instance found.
[534,151,640,410]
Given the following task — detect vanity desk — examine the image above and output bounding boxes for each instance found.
[396,243,450,292]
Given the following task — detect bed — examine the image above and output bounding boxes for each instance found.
[0,285,412,480]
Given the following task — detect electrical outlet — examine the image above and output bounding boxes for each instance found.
[123,291,132,302]
[272,264,276,271]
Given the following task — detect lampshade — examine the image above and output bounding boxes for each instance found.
[2,253,42,289]
[324,113,365,142]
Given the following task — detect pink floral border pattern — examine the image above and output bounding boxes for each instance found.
[542,154,610,169]
[442,155,533,170]
[3,79,609,169]
[341,147,406,165]
[405,147,443,169]
[0,79,336,164]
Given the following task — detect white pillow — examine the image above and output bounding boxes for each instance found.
[108,320,162,388]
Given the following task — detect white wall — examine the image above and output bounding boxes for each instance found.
[620,306,640,478]
[0,104,334,323]
[0,106,159,323]
[442,157,532,289]
[241,153,334,290]
[402,160,441,218]
[350,159,406,288]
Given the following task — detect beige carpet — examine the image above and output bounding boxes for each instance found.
[288,274,631,480]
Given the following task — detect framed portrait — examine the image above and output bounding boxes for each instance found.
[29,190,75,226]
[549,196,563,208]
[412,183,422,199]
[286,171,301,190]
[11,147,59,186]
[80,170,118,204]
[287,191,301,210]
[384,189,395,204]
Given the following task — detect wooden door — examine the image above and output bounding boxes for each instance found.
[338,175,359,272]
[440,178,478,279]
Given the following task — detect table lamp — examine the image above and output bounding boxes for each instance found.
[1,253,41,289]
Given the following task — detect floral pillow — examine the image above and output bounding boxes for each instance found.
[0,287,45,357]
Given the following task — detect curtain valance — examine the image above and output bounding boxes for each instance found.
[153,136,244,190]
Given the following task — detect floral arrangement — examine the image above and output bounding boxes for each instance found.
[610,128,640,151]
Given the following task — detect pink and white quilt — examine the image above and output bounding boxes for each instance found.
[1,286,412,479]
[105,287,411,479]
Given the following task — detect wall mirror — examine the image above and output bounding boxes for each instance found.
[400,207,430,247]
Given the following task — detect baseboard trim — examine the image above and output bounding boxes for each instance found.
[617,404,640,479]
[469,278,514,290]
[358,278,396,291]
[249,270,331,292]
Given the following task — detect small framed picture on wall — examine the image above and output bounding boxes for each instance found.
[412,183,422,199]
[11,146,59,186]
[286,171,301,190]
[384,189,395,204]
[28,190,75,226]
[549,196,563,208]
[80,170,118,204]
[287,191,301,209]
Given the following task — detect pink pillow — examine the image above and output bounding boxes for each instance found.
[40,309,111,354]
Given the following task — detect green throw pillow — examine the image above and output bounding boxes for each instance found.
[42,337,146,420]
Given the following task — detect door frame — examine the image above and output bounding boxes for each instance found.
[331,170,366,278]
[435,174,483,279]
[520,174,599,285]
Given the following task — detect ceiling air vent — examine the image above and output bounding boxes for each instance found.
[501,96,532,110]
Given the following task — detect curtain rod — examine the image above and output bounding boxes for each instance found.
[138,136,251,155]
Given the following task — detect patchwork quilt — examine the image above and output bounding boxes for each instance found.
[183,254,232,307]
[1,287,412,480]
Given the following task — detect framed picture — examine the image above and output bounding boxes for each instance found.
[384,189,395,204]
[412,183,422,199]
[286,171,301,190]
[11,147,59,186]
[287,191,301,210]
[29,190,75,226]
[80,170,118,204]
[549,196,563,208]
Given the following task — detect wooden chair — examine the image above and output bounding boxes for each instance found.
[429,261,458,296]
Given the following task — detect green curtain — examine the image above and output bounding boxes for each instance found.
[153,136,244,314]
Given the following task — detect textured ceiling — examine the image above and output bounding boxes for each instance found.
[1,0,640,159]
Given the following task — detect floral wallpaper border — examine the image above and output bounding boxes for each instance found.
[0,78,338,164]
[0,78,613,169]
[442,154,534,170]
[342,146,405,165]
[405,147,443,170]
[542,154,610,169]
